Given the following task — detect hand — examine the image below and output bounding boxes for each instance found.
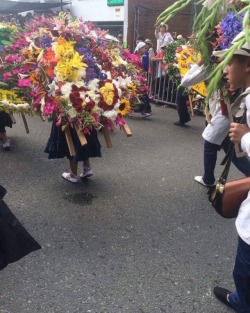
[196,58,204,67]
[229,122,250,143]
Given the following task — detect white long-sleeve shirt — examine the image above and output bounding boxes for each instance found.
[155,31,173,53]
[235,88,250,245]
[181,64,230,145]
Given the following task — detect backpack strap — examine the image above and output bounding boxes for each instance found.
[227,90,250,158]
[231,89,250,116]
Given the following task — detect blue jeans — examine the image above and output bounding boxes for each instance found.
[202,139,250,185]
[229,237,250,313]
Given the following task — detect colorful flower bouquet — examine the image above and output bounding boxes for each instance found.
[0,13,146,139]
[157,0,250,97]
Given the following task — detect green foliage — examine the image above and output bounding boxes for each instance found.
[164,39,187,95]
[156,0,193,25]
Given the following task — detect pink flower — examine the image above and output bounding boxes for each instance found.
[56,116,62,127]
[18,78,32,87]
[3,73,11,81]
[12,69,21,75]
[116,115,125,126]
[5,54,23,63]
[43,101,58,115]
[83,127,91,135]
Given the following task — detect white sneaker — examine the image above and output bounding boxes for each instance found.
[142,112,152,118]
[194,176,214,187]
[62,172,78,183]
[80,167,93,178]
[2,139,10,151]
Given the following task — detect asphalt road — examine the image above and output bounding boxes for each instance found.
[0,104,240,313]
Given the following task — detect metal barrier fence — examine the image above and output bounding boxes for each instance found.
[147,59,178,106]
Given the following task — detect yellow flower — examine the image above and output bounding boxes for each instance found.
[100,82,115,106]
[128,84,137,94]
[54,41,87,82]
[118,99,131,116]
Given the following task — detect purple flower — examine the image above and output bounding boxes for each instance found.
[75,46,100,82]
[40,34,52,48]
[220,12,243,49]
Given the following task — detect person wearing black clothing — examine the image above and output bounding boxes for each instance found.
[0,185,41,270]
[173,92,191,127]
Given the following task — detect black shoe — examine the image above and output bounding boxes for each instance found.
[173,121,186,127]
[213,286,233,308]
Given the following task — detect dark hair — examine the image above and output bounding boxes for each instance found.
[232,54,250,63]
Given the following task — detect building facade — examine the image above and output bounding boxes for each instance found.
[7,0,194,51]
[69,0,194,51]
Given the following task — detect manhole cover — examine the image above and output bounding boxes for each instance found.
[63,192,95,205]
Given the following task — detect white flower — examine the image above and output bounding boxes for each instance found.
[0,100,30,111]
[112,80,122,97]
[87,79,99,91]
[48,81,58,97]
[106,71,112,80]
[102,109,118,121]
[89,30,98,39]
[68,107,78,118]
[87,90,100,103]
[61,82,73,96]
[40,96,45,113]
[77,68,86,80]
[18,73,29,79]
[116,76,132,88]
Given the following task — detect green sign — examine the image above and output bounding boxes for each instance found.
[107,0,124,6]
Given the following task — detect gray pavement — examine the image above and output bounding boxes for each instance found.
[0,104,239,313]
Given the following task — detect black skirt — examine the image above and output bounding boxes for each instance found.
[0,186,41,270]
[0,112,13,132]
[44,121,101,161]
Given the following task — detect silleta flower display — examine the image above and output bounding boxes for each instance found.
[0,13,147,135]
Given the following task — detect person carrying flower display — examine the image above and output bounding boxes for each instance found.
[0,22,17,151]
[0,13,141,181]
[0,112,12,151]
[131,41,152,118]
[45,122,101,183]
[181,58,250,187]
[211,35,250,313]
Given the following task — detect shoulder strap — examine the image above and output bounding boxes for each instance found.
[231,89,250,116]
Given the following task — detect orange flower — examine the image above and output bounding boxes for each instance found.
[45,67,55,78]
[43,48,57,65]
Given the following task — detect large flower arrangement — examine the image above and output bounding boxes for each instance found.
[157,0,250,97]
[0,22,17,49]
[0,13,144,134]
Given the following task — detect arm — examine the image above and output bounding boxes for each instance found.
[181,63,208,87]
[229,93,250,156]
[229,123,250,156]
[241,132,250,157]
[155,27,159,39]
[149,48,155,59]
